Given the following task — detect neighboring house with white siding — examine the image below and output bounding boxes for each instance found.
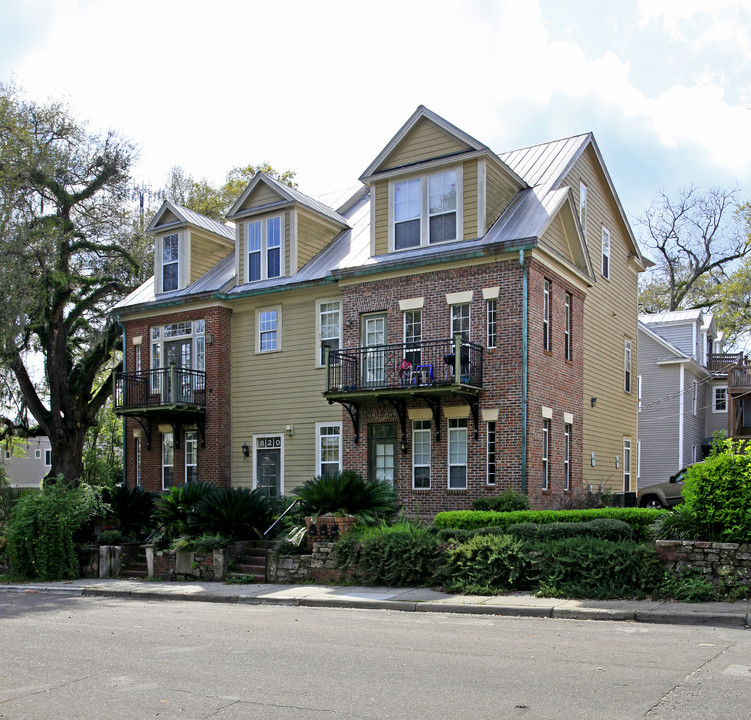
[2,437,51,488]
[637,311,740,489]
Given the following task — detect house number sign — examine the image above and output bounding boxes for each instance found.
[256,437,282,449]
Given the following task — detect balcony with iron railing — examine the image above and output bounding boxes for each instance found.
[324,334,483,400]
[114,364,207,414]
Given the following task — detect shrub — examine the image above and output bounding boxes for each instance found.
[659,567,718,602]
[533,537,664,599]
[337,522,440,586]
[506,518,636,543]
[103,485,155,540]
[649,504,703,541]
[294,471,399,522]
[191,487,274,540]
[441,534,534,594]
[6,483,108,580]
[472,489,529,512]
[152,482,216,537]
[681,442,751,542]
[97,529,129,546]
[434,508,664,540]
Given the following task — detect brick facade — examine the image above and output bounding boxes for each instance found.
[122,305,232,492]
[337,257,584,513]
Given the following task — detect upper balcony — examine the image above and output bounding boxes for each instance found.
[114,365,207,415]
[729,362,751,393]
[707,352,744,374]
[323,335,483,401]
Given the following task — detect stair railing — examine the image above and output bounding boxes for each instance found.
[262,499,300,583]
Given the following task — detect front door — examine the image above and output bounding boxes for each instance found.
[257,446,281,498]
[362,314,387,387]
[368,423,397,485]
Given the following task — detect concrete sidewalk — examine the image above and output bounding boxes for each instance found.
[2,578,750,628]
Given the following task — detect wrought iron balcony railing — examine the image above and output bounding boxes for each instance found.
[324,335,483,394]
[114,364,206,413]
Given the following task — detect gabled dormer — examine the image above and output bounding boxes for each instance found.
[359,105,527,257]
[226,173,349,286]
[148,201,235,295]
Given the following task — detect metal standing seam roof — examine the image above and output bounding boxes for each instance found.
[639,310,704,324]
[147,200,235,242]
[499,134,591,190]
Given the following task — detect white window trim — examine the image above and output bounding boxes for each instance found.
[450,303,471,342]
[135,437,142,487]
[316,298,342,368]
[412,420,431,490]
[579,181,587,238]
[486,299,497,350]
[185,430,198,485]
[246,214,285,283]
[691,380,698,416]
[447,418,468,489]
[156,232,184,294]
[564,292,572,361]
[564,423,571,492]
[486,420,496,485]
[255,305,283,354]
[34,449,41,460]
[315,421,342,478]
[388,165,464,252]
[251,433,285,496]
[713,385,728,413]
[624,339,632,393]
[638,374,642,412]
[542,419,550,491]
[623,438,632,492]
[162,432,174,491]
[44,449,52,467]
[601,226,611,279]
[543,279,551,352]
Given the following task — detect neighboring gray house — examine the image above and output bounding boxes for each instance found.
[637,311,739,489]
[2,437,52,488]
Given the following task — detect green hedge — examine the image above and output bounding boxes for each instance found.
[433,508,665,540]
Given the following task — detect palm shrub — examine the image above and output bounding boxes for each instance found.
[153,482,216,538]
[103,485,156,540]
[294,470,398,522]
[649,504,703,541]
[6,481,108,580]
[191,487,274,539]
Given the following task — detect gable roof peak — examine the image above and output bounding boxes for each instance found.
[146,199,235,241]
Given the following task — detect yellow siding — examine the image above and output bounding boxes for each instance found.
[486,162,518,229]
[154,209,179,228]
[297,213,337,272]
[242,182,283,211]
[380,117,471,170]
[230,287,343,491]
[562,146,640,491]
[539,215,572,262]
[463,160,478,240]
[374,180,389,256]
[189,232,230,284]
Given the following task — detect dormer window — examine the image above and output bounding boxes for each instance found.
[391,168,461,251]
[162,234,179,291]
[247,215,283,282]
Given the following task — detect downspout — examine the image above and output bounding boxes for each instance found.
[115,314,127,486]
[520,249,528,495]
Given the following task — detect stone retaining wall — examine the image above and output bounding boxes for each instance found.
[656,540,751,583]
[270,542,354,584]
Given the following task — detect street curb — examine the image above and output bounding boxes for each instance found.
[553,608,636,622]
[1,585,84,596]
[634,610,749,628]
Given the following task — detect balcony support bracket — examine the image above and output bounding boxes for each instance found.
[416,395,442,442]
[133,416,152,451]
[384,397,408,453]
[451,391,480,440]
[329,399,360,444]
[197,416,206,448]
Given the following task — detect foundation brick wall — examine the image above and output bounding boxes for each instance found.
[338,258,584,514]
[122,305,232,492]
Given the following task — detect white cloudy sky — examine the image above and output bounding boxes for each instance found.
[2,0,751,229]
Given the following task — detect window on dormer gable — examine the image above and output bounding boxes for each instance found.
[162,234,179,291]
[247,215,283,282]
[392,168,460,251]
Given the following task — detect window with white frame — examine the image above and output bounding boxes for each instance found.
[692,444,697,464]
[487,421,496,485]
[316,423,341,478]
[34,449,41,460]
[487,299,497,349]
[637,440,641,480]
[150,320,206,392]
[692,380,698,416]
[185,431,198,484]
[162,432,174,490]
[638,375,643,412]
[623,438,632,492]
[412,420,431,489]
[564,423,571,492]
[448,418,467,489]
[392,168,460,250]
[714,386,727,412]
[135,343,142,373]
[135,437,142,487]
[564,292,572,360]
[451,304,470,341]
[44,449,51,466]
[579,182,587,237]
[542,419,550,490]
[257,307,281,353]
[404,309,422,367]
[162,233,179,292]
[601,227,611,279]
[624,339,632,393]
[317,300,341,366]
[247,215,283,282]
[543,279,551,352]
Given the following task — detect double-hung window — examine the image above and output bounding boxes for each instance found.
[564,292,572,360]
[162,432,174,490]
[448,418,467,489]
[162,233,179,292]
[257,308,280,353]
[392,169,459,250]
[543,280,551,352]
[542,419,550,491]
[247,216,283,281]
[601,227,611,279]
[714,386,727,412]
[623,439,632,492]
[135,437,142,487]
[579,182,587,237]
[624,340,632,393]
[451,304,470,341]
[404,309,422,367]
[318,300,341,366]
[316,423,341,478]
[487,421,497,485]
[691,380,698,416]
[486,299,497,349]
[185,431,198,484]
[564,423,571,492]
[412,420,431,489]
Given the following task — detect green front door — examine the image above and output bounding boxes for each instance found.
[368,423,397,485]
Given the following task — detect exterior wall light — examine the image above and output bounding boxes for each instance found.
[241,442,249,458]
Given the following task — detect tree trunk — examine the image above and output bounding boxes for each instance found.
[45,424,86,486]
